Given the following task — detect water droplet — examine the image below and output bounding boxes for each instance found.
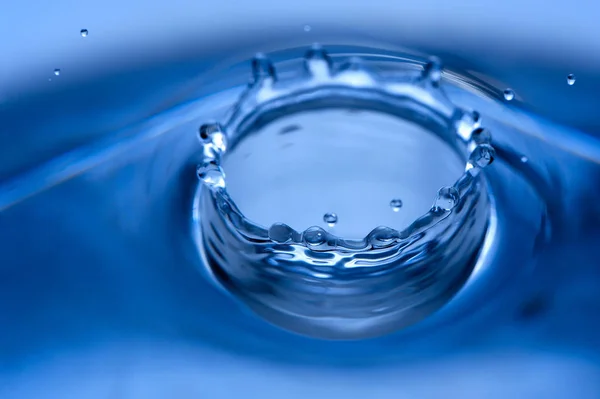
[390,198,403,212]
[303,226,327,247]
[54,69,61,76]
[269,223,293,243]
[422,56,443,86]
[251,53,276,83]
[433,187,459,211]
[469,144,495,168]
[304,25,312,32]
[503,88,515,101]
[323,212,338,227]
[567,73,576,86]
[80,29,88,37]
[197,162,225,189]
[521,155,529,163]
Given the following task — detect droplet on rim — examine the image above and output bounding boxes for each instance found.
[503,88,515,101]
[390,198,403,212]
[80,29,88,37]
[197,162,225,189]
[323,212,338,227]
[251,53,276,83]
[433,187,459,211]
[269,223,293,243]
[422,56,443,86]
[304,44,332,77]
[53,69,61,76]
[469,144,495,168]
[303,226,327,247]
[567,74,576,86]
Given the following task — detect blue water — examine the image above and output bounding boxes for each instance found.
[1,39,600,397]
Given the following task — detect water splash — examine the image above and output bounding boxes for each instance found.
[192,46,496,339]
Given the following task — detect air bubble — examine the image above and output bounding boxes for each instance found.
[469,144,495,168]
[567,74,576,86]
[521,155,529,163]
[303,226,327,247]
[54,69,61,76]
[390,198,403,212]
[80,29,88,37]
[503,89,515,101]
[303,25,312,32]
[269,223,293,243]
[323,213,338,227]
[251,53,276,83]
[433,187,459,211]
[197,162,225,189]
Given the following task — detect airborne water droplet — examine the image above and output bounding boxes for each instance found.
[323,212,338,227]
[54,69,61,76]
[433,187,459,211]
[503,88,515,101]
[567,74,576,86]
[80,29,88,37]
[390,198,403,212]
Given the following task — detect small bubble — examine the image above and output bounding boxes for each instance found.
[520,155,529,163]
[389,198,403,212]
[567,73,576,86]
[469,144,495,168]
[503,88,515,101]
[80,29,88,37]
[303,226,327,247]
[323,212,338,227]
[304,25,312,32]
[54,69,61,76]
[433,187,459,211]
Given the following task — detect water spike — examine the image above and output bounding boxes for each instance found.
[304,43,332,77]
[422,56,443,86]
[251,53,276,84]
